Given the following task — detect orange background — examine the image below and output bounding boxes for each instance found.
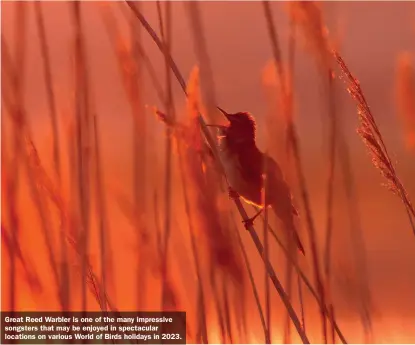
[2,1,415,343]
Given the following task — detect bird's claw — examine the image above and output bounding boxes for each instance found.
[228,187,240,200]
[241,209,263,230]
[242,218,254,230]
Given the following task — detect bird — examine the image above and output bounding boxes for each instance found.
[207,107,305,255]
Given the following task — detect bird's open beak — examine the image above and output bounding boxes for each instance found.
[206,106,230,129]
[217,106,230,120]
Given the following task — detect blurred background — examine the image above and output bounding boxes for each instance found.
[2,1,415,343]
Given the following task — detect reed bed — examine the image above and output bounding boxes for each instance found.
[2,1,415,344]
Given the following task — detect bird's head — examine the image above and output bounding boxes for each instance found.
[208,107,257,143]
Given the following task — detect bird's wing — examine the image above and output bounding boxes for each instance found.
[264,155,298,216]
[266,157,304,254]
[235,146,263,188]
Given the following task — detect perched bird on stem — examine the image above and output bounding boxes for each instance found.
[208,107,305,255]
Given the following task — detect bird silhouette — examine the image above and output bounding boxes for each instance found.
[208,107,305,255]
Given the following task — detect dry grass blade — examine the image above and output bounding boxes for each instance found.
[290,3,374,338]
[185,2,221,124]
[334,50,415,235]
[262,1,327,342]
[232,216,268,343]
[185,7,252,342]
[34,1,61,183]
[4,21,115,313]
[101,2,148,309]
[222,277,234,343]
[257,210,348,344]
[113,189,191,342]
[246,223,310,343]
[209,266,227,343]
[156,0,176,312]
[71,1,93,312]
[125,1,187,93]
[129,6,148,311]
[262,139,271,343]
[262,57,309,341]
[4,39,68,309]
[24,133,118,313]
[288,1,331,70]
[92,112,113,311]
[118,2,167,104]
[25,141,61,290]
[2,4,27,312]
[184,67,245,285]
[34,1,70,308]
[288,3,339,342]
[336,96,374,341]
[1,224,43,294]
[176,147,209,343]
[111,191,165,270]
[125,2,310,342]
[297,274,306,334]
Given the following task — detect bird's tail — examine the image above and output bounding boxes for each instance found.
[271,205,305,256]
[291,227,305,256]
